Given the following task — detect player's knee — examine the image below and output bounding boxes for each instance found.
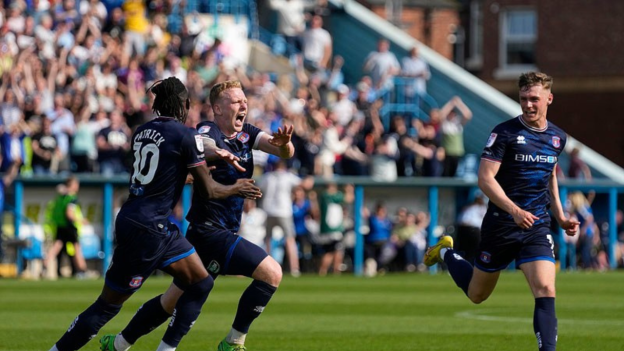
[468,292,490,304]
[258,257,282,287]
[533,284,556,298]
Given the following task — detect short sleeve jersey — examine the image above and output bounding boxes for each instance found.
[186,121,265,232]
[118,117,206,234]
[320,192,345,235]
[481,116,567,226]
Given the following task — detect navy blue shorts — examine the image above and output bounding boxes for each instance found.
[105,218,196,294]
[186,223,268,278]
[475,222,555,272]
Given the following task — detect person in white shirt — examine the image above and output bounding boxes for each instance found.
[259,160,311,276]
[456,191,488,263]
[401,46,430,101]
[240,199,268,249]
[270,0,307,56]
[301,15,332,72]
[363,39,400,92]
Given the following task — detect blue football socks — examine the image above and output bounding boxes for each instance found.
[534,297,557,351]
[443,249,474,295]
[54,297,122,351]
[121,294,171,345]
[162,276,214,347]
[232,280,277,333]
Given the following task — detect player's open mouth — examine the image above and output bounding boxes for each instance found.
[235,113,245,127]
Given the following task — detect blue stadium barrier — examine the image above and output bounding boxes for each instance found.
[9,175,624,276]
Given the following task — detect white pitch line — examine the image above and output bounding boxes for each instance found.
[456,310,624,326]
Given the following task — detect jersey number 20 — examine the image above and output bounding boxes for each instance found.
[131,142,160,185]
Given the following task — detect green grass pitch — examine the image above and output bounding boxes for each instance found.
[1,271,623,351]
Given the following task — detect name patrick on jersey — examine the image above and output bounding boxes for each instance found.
[134,129,166,146]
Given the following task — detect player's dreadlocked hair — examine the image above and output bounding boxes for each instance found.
[148,77,190,123]
[518,72,553,91]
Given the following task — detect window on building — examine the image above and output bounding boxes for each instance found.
[501,9,537,67]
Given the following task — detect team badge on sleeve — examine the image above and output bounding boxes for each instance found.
[198,125,211,134]
[195,135,205,152]
[485,133,497,147]
[237,132,250,143]
[129,276,144,288]
[552,136,561,148]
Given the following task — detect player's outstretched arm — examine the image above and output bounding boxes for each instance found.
[201,135,246,172]
[478,159,538,229]
[190,165,262,200]
[549,168,580,236]
[258,125,295,159]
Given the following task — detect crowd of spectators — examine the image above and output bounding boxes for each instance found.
[0,0,479,181]
[1,1,619,275]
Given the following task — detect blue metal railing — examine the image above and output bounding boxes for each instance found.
[377,76,440,130]
[9,176,623,276]
[183,0,259,39]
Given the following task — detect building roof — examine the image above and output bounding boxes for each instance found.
[361,0,460,9]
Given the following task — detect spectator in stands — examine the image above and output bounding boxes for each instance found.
[456,191,488,263]
[363,38,400,92]
[47,92,75,173]
[0,155,19,262]
[259,160,310,277]
[269,0,307,58]
[96,110,130,175]
[122,0,148,56]
[32,116,60,175]
[317,111,352,178]
[401,46,430,102]
[331,84,357,126]
[340,119,369,176]
[292,186,319,273]
[569,191,598,270]
[416,119,444,177]
[239,199,268,249]
[71,107,97,173]
[365,201,392,275]
[317,183,353,275]
[325,55,345,92]
[102,7,124,40]
[301,15,332,72]
[568,147,592,181]
[440,96,472,177]
[370,135,399,182]
[391,116,434,177]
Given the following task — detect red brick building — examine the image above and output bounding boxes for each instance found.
[359,0,461,60]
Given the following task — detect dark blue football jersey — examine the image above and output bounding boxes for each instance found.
[481,116,567,227]
[118,117,206,234]
[186,121,264,232]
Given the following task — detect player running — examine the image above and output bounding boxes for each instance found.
[101,80,294,351]
[49,77,260,351]
[424,72,579,351]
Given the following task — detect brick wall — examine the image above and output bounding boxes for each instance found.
[370,6,459,60]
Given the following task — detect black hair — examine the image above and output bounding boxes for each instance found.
[148,77,190,123]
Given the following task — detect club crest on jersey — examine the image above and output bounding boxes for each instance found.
[486,133,497,147]
[129,276,144,288]
[237,132,250,143]
[198,125,211,134]
[552,136,561,148]
[480,251,491,264]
